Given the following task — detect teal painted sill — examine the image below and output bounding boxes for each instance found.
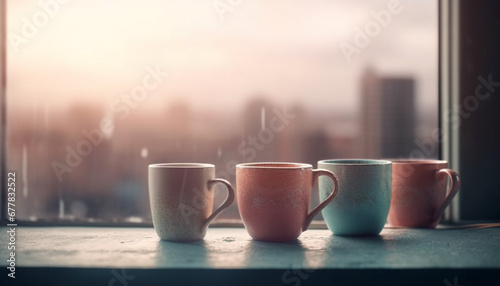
[1,226,499,285]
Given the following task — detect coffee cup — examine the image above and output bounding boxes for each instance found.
[236,162,339,242]
[387,159,460,228]
[148,163,235,241]
[318,159,392,236]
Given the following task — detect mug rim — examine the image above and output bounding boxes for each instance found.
[149,163,214,168]
[318,159,391,166]
[236,162,312,169]
[388,159,448,165]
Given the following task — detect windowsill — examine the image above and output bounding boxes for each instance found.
[1,226,499,285]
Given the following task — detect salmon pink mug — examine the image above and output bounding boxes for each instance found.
[236,162,339,242]
[388,159,460,228]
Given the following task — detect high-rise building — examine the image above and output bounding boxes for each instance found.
[361,67,416,158]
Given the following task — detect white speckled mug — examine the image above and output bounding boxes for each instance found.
[148,163,235,241]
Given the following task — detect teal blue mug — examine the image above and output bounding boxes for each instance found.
[318,159,392,236]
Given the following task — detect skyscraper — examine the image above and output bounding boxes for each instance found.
[361,67,416,158]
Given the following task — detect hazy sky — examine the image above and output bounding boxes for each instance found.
[6,0,437,116]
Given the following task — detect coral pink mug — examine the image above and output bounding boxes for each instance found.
[388,160,460,228]
[236,162,339,241]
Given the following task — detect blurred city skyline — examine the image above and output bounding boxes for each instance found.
[6,78,436,221]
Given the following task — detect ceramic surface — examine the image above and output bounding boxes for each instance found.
[388,159,460,228]
[318,159,392,236]
[149,163,234,241]
[236,162,339,241]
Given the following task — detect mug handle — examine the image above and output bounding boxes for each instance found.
[201,178,235,230]
[432,169,461,221]
[303,169,339,231]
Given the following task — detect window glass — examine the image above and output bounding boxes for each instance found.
[6,0,438,223]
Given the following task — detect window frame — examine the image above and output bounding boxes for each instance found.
[1,0,7,224]
[439,0,460,223]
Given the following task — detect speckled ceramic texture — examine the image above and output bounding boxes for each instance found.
[318,159,392,236]
[236,162,339,242]
[388,160,460,228]
[149,163,235,242]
